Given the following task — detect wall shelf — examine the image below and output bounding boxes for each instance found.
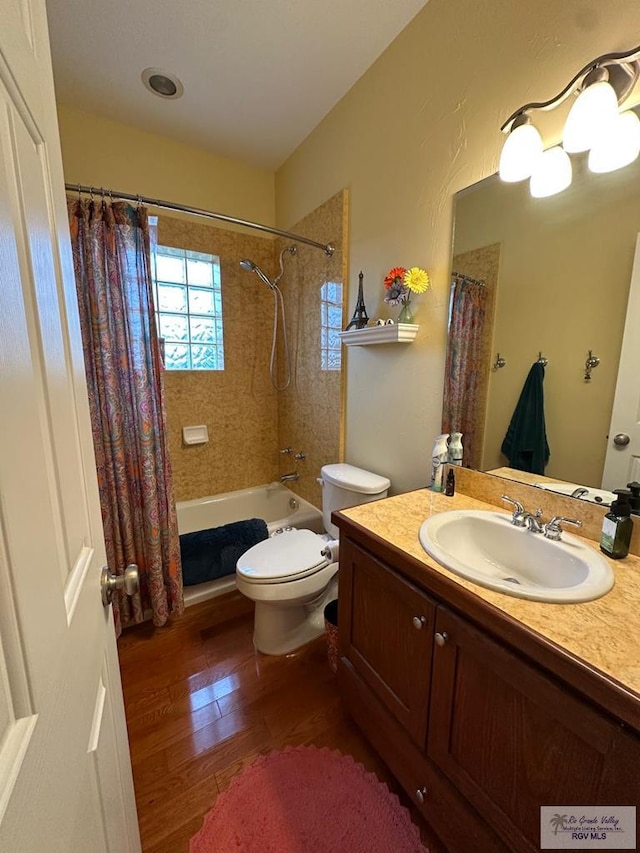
[339,324,419,347]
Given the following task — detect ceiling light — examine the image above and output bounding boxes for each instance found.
[498,115,543,182]
[563,69,619,153]
[141,68,184,100]
[499,44,640,196]
[588,110,640,173]
[530,147,572,198]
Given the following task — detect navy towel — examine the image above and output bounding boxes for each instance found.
[180,517,269,586]
[501,362,550,475]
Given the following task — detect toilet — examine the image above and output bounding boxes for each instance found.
[236,463,390,655]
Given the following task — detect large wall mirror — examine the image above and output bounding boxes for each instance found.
[446,139,640,501]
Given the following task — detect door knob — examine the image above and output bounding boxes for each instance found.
[415,787,427,804]
[101,563,139,606]
[412,616,427,630]
[613,433,630,447]
[434,631,449,646]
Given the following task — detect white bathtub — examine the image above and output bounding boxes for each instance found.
[176,482,323,607]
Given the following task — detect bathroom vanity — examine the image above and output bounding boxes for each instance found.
[333,481,640,853]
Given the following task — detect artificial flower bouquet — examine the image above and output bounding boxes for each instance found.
[384,266,429,305]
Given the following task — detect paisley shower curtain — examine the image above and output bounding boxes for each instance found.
[68,198,183,633]
[442,275,488,470]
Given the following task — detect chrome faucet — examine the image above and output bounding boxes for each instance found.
[570,487,589,499]
[524,509,544,533]
[280,472,299,483]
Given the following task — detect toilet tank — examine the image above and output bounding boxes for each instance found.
[320,463,391,538]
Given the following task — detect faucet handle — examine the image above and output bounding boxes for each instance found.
[280,447,292,455]
[543,516,583,541]
[501,494,526,526]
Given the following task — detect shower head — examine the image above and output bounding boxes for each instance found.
[239,258,274,289]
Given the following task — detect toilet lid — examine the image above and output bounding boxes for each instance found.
[236,529,328,583]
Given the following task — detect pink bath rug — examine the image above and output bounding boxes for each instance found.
[190,745,428,853]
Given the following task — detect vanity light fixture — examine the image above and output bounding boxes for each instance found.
[499,44,640,195]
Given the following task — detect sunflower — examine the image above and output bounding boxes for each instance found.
[403,267,430,294]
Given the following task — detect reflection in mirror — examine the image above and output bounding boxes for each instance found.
[445,139,640,502]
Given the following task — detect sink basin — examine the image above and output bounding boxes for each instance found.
[418,510,614,603]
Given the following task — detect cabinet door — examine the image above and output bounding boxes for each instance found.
[428,607,640,853]
[339,537,435,746]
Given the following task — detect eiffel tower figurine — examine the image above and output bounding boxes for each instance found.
[345,271,370,330]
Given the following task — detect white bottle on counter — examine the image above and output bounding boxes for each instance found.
[430,433,449,492]
[448,432,463,466]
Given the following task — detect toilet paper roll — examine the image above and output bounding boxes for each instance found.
[321,539,339,562]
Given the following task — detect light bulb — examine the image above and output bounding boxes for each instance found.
[563,80,619,153]
[499,121,543,182]
[530,146,572,198]
[588,110,640,173]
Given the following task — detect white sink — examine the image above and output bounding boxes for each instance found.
[418,510,614,603]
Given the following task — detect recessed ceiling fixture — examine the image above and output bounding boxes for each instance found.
[141,67,184,100]
[499,44,640,197]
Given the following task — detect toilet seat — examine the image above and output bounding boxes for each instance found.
[236,529,328,584]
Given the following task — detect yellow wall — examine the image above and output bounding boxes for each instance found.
[275,0,640,494]
[58,105,275,226]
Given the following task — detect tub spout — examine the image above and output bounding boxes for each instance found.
[280,472,299,483]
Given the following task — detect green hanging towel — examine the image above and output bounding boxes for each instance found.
[501,362,550,475]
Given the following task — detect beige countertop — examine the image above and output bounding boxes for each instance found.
[338,486,640,710]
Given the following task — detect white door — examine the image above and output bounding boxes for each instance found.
[602,234,640,491]
[0,0,141,851]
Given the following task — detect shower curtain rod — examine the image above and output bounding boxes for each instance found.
[451,270,486,287]
[66,183,335,257]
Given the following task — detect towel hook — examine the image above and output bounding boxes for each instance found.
[537,351,548,367]
[584,349,600,381]
[493,353,506,370]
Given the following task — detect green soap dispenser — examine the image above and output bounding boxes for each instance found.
[600,489,633,559]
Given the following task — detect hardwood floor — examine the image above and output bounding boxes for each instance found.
[118,591,447,852]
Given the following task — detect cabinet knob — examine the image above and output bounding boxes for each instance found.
[434,631,449,646]
[412,615,427,630]
[415,787,427,804]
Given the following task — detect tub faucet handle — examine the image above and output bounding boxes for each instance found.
[294,452,306,461]
[280,447,292,455]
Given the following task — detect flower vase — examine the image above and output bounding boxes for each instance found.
[398,300,413,324]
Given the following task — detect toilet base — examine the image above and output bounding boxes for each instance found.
[252,575,338,655]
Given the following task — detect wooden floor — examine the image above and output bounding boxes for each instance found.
[118,592,447,852]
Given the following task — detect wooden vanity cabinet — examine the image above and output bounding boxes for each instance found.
[337,532,640,853]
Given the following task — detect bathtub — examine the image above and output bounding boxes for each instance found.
[176,482,324,607]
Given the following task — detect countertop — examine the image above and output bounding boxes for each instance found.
[337,486,640,721]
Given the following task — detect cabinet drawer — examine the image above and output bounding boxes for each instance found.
[339,537,435,746]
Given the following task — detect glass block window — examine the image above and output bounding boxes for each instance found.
[151,244,224,370]
[320,281,343,371]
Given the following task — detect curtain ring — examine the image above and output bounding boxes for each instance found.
[76,183,81,200]
[89,186,95,201]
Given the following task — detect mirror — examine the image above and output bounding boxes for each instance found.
[447,143,640,501]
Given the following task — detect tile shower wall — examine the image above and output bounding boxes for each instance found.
[159,217,279,501]
[276,190,348,506]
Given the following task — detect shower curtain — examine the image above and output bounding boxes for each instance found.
[68,198,183,633]
[442,275,488,470]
